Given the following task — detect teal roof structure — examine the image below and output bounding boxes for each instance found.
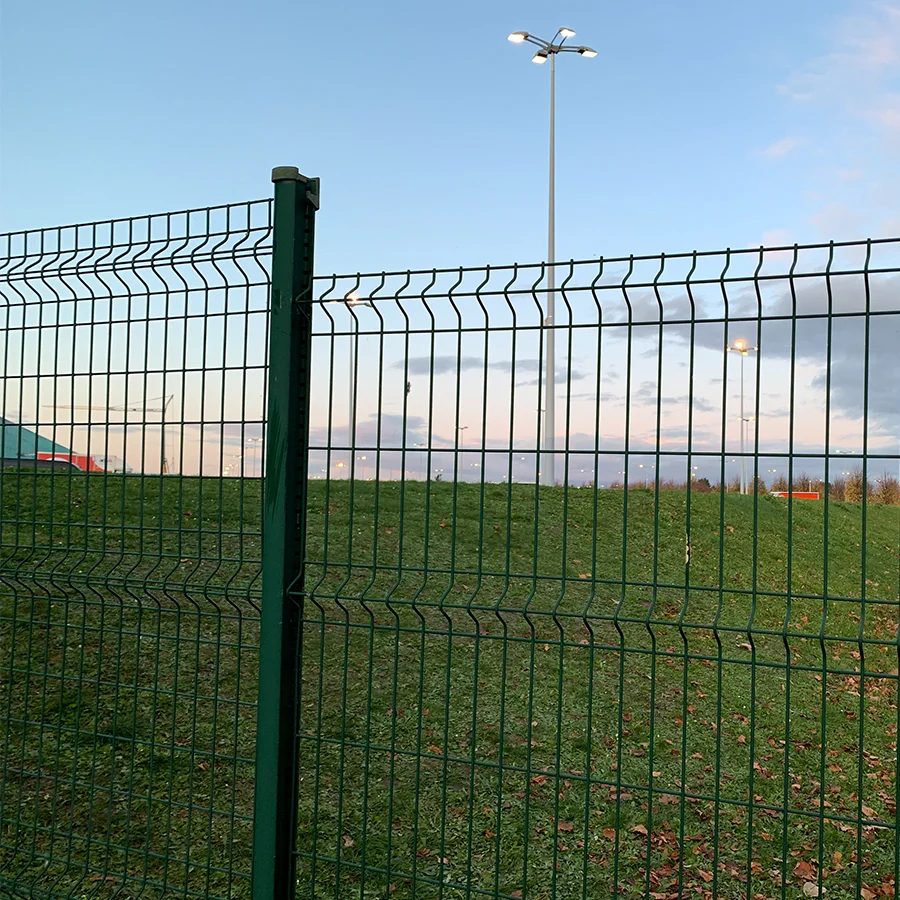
[0,418,71,458]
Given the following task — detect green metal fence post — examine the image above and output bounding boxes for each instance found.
[252,166,319,900]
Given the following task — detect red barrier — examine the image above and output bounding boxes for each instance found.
[36,452,108,472]
[771,491,820,500]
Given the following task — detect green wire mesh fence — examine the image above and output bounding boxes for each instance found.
[296,240,899,900]
[1,171,899,900]
[0,201,273,899]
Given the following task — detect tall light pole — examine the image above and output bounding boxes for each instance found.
[247,435,263,477]
[413,441,427,480]
[726,339,759,494]
[508,28,597,486]
[336,294,374,443]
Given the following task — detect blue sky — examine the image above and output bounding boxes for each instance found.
[4,0,900,272]
[1,0,898,481]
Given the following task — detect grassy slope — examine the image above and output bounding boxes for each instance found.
[0,474,898,899]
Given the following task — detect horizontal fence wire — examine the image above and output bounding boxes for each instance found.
[0,201,272,900]
[297,241,900,900]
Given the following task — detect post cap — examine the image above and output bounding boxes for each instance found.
[271,166,303,182]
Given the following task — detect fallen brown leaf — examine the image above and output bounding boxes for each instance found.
[793,860,814,879]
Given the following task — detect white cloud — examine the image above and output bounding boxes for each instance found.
[878,215,900,233]
[780,5,900,117]
[776,85,814,102]
[761,228,793,247]
[871,92,900,130]
[775,5,900,236]
[809,202,864,239]
[762,137,801,158]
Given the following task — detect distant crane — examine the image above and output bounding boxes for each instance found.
[45,395,175,474]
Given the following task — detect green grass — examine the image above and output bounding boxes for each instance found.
[0,473,898,899]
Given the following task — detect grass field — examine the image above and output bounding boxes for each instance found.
[1,473,898,900]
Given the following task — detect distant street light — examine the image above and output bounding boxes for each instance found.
[508,26,597,487]
[247,436,263,478]
[413,442,427,479]
[334,293,374,442]
[726,339,759,494]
